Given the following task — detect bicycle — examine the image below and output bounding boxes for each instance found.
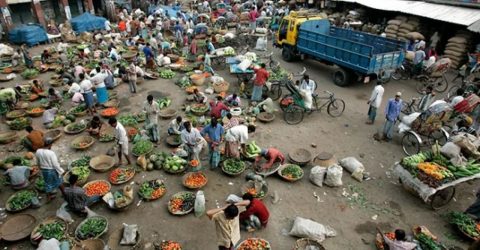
[393,61,449,93]
[401,97,419,115]
[280,80,345,125]
[267,67,307,101]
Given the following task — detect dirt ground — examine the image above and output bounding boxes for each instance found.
[0,44,477,250]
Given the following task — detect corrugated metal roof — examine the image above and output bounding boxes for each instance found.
[468,19,480,33]
[335,0,480,28]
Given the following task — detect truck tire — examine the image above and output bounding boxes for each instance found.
[333,68,352,87]
[282,47,294,62]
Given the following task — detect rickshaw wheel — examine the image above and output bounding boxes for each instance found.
[402,132,420,156]
[430,187,455,210]
[427,129,448,146]
[283,104,304,125]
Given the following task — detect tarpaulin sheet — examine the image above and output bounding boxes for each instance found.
[70,13,107,33]
[8,24,48,46]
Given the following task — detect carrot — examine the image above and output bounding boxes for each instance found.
[184,172,206,188]
[85,181,110,196]
[246,188,257,196]
[189,159,199,167]
[127,128,138,136]
[30,107,44,113]
[170,198,183,212]
[151,187,166,199]
[101,107,118,117]
[161,240,182,250]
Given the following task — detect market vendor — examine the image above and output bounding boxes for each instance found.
[255,148,285,170]
[377,228,417,250]
[41,50,51,64]
[225,93,241,107]
[203,53,215,75]
[58,69,75,85]
[87,116,103,136]
[4,158,31,190]
[31,80,44,95]
[64,174,100,214]
[256,94,275,113]
[225,124,256,158]
[90,67,109,105]
[71,92,84,106]
[48,88,62,107]
[143,95,160,143]
[24,126,44,151]
[209,96,230,119]
[201,118,224,169]
[251,63,269,102]
[109,118,132,166]
[223,113,241,130]
[36,138,65,201]
[21,44,33,68]
[168,116,185,135]
[193,88,208,104]
[181,121,206,161]
[79,73,96,115]
[239,193,270,232]
[42,106,58,129]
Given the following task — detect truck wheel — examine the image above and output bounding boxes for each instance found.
[282,47,294,62]
[332,68,352,87]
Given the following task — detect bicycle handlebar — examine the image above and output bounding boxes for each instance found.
[292,67,307,77]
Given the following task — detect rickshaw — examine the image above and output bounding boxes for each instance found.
[400,102,451,156]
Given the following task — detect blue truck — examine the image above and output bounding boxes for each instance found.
[275,12,405,86]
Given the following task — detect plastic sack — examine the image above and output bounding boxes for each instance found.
[237,59,252,72]
[211,75,225,84]
[339,157,365,181]
[37,238,61,250]
[289,217,337,242]
[85,207,98,218]
[323,164,343,187]
[452,133,480,159]
[309,166,327,187]
[120,223,138,245]
[226,194,242,203]
[255,36,268,51]
[194,190,206,217]
[401,112,421,127]
[440,142,461,159]
[56,202,73,223]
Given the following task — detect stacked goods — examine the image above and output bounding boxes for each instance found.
[444,31,472,69]
[384,16,423,43]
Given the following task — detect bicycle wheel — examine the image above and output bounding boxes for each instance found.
[391,68,404,81]
[415,80,429,94]
[402,132,420,156]
[430,187,455,210]
[327,98,345,117]
[283,104,304,125]
[427,129,448,146]
[433,76,448,93]
[265,83,282,101]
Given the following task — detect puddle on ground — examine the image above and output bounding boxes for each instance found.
[148,91,171,98]
[355,221,392,234]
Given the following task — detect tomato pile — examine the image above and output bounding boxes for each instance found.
[238,238,271,250]
[184,172,207,188]
[84,181,110,197]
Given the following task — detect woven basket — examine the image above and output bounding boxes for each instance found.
[277,164,304,182]
[138,179,167,201]
[45,129,62,142]
[241,180,268,199]
[293,238,325,250]
[222,159,246,176]
[30,216,68,245]
[257,112,275,123]
[165,135,182,147]
[109,167,135,185]
[237,238,271,249]
[90,155,115,172]
[107,227,141,249]
[6,110,26,120]
[0,214,36,241]
[159,108,178,119]
[83,180,111,197]
[213,81,230,93]
[167,191,196,215]
[182,172,208,189]
[6,190,38,212]
[26,108,45,117]
[103,99,120,108]
[63,169,89,185]
[0,131,18,144]
[71,135,95,150]
[72,239,105,250]
[69,107,87,117]
[64,122,87,135]
[190,74,205,86]
[312,152,337,167]
[288,148,312,165]
[75,216,109,240]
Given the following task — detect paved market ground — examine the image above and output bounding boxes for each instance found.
[0,44,477,249]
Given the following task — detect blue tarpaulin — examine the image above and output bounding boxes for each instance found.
[8,24,48,46]
[148,5,191,20]
[70,13,107,33]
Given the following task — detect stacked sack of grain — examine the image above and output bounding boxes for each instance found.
[444,32,472,69]
[397,17,423,42]
[384,19,402,40]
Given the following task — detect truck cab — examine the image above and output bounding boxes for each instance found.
[275,11,327,61]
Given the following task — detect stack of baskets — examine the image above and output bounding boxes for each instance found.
[444,31,473,69]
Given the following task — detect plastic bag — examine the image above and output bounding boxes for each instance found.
[323,164,343,187]
[194,190,206,217]
[289,217,337,242]
[56,202,73,223]
[440,142,461,159]
[85,207,98,218]
[120,223,138,245]
[37,238,61,250]
[226,194,242,203]
[309,166,327,187]
[238,59,252,72]
[401,112,421,126]
[339,157,365,182]
[255,36,267,51]
[452,133,480,158]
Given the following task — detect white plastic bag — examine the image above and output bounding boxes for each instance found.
[238,59,252,72]
[440,142,461,159]
[289,217,337,242]
[323,164,343,187]
[120,223,138,245]
[400,112,421,126]
[255,36,267,51]
[309,166,327,187]
[37,238,60,250]
[226,194,242,203]
[194,191,206,217]
[339,157,365,181]
[56,202,73,223]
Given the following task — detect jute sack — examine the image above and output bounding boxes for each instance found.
[388,19,402,26]
[386,24,399,31]
[395,16,408,22]
[444,49,464,58]
[385,28,398,34]
[407,20,419,27]
[399,23,414,31]
[445,45,467,54]
[407,32,425,41]
[448,36,468,44]
[398,28,411,34]
[386,33,397,38]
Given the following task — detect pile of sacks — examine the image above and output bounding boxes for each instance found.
[444,31,473,69]
[384,15,424,42]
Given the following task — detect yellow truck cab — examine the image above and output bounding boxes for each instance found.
[275,11,327,48]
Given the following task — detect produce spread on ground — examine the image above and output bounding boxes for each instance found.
[1,1,480,249]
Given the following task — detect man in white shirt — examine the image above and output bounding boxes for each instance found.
[109,118,131,166]
[181,121,206,161]
[143,95,160,142]
[36,138,65,201]
[168,116,184,135]
[67,82,81,94]
[225,124,256,158]
[298,75,316,109]
[108,47,121,61]
[366,81,384,124]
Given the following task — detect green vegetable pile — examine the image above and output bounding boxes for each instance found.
[401,152,429,171]
[21,69,39,79]
[8,190,36,211]
[190,104,209,114]
[158,97,172,109]
[448,212,480,238]
[281,164,303,179]
[70,166,90,181]
[448,160,480,179]
[77,217,107,240]
[245,141,262,158]
[164,155,187,172]
[150,152,169,170]
[37,221,66,240]
[132,139,153,156]
[160,69,176,79]
[223,159,245,174]
[223,47,235,56]
[35,176,45,191]
[138,179,166,199]
[99,133,114,142]
[4,156,30,166]
[8,117,30,130]
[134,112,146,122]
[71,155,91,168]
[70,104,87,114]
[268,68,288,81]
[416,233,443,250]
[118,114,138,126]
[176,76,191,88]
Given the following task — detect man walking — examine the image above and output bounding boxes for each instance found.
[207,202,249,250]
[109,118,132,166]
[366,81,384,124]
[36,138,65,201]
[143,95,160,143]
[383,92,403,141]
[127,61,138,93]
